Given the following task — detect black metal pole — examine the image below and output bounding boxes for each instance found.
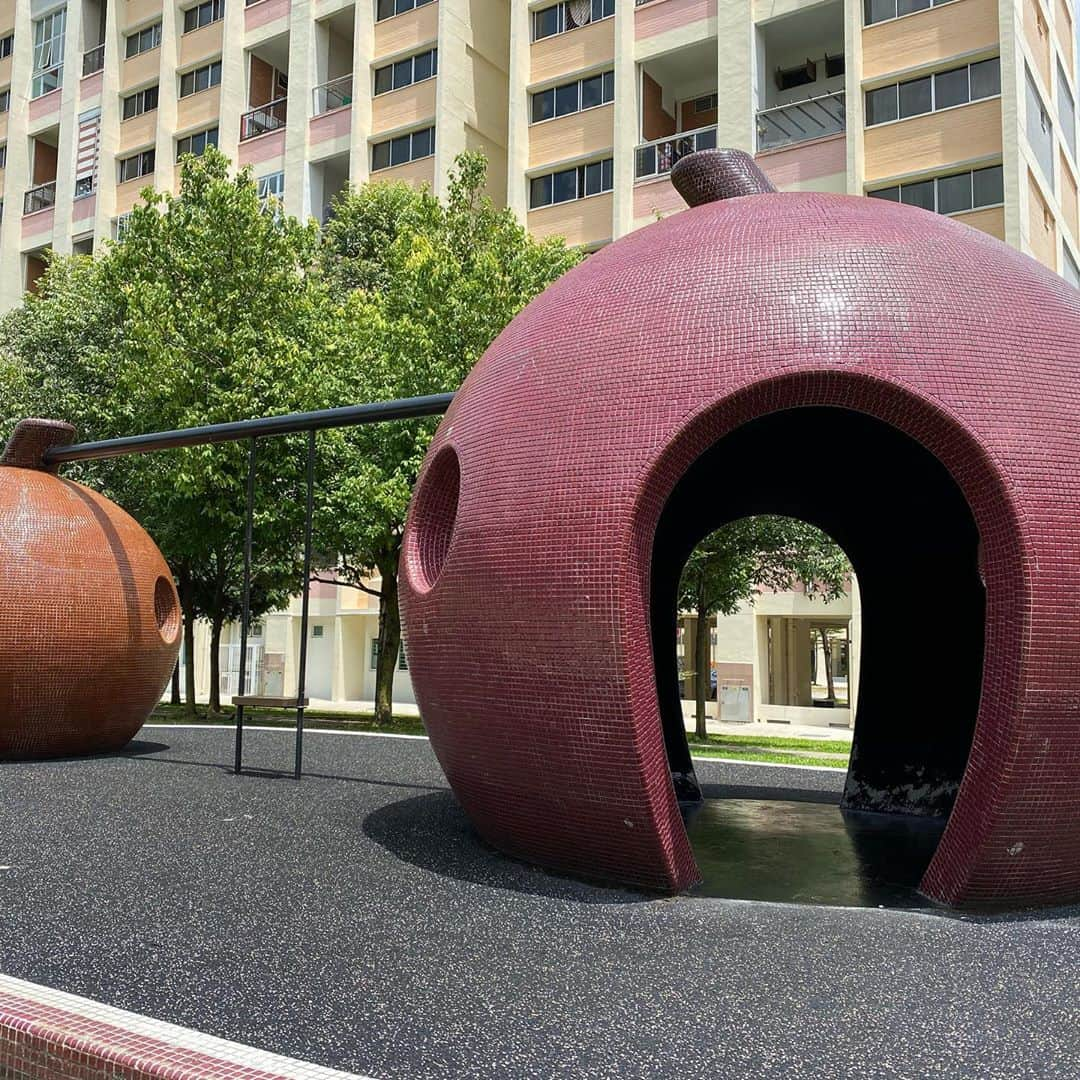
[44,393,455,465]
[234,438,257,775]
[294,430,315,781]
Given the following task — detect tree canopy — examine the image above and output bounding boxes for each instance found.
[679,516,851,737]
[314,152,583,723]
[1,147,335,712]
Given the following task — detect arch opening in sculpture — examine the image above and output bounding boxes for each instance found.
[650,406,986,855]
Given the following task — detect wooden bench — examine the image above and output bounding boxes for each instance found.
[232,696,309,709]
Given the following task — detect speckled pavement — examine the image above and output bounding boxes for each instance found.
[0,727,1077,1079]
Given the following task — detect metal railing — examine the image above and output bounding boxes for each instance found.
[23,181,57,215]
[43,392,455,781]
[635,125,717,180]
[312,74,353,116]
[241,98,288,141]
[83,43,105,76]
[756,90,845,152]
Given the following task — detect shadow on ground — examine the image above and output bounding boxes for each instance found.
[363,790,652,905]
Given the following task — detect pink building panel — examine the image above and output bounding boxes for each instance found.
[756,134,846,191]
[29,89,61,123]
[72,194,97,222]
[79,72,103,100]
[635,0,716,39]
[634,176,686,221]
[238,129,286,166]
[309,108,352,145]
[245,0,291,32]
[21,207,55,243]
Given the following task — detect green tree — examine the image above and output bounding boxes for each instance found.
[316,152,582,724]
[679,516,851,739]
[1,148,336,714]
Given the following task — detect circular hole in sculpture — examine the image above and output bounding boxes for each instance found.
[408,446,461,593]
[154,575,181,644]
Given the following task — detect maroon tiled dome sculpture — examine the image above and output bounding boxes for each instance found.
[401,149,1080,909]
[0,419,181,758]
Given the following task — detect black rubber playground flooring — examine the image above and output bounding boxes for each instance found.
[1,726,1078,1079]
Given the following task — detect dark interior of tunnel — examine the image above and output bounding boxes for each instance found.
[650,406,985,826]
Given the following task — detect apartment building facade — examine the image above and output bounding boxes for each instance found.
[2,0,1080,308]
[1,0,1077,309]
[0,0,509,308]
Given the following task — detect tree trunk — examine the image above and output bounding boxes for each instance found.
[374,557,401,727]
[170,660,181,706]
[179,568,198,718]
[209,612,224,715]
[819,627,835,703]
[695,591,710,741]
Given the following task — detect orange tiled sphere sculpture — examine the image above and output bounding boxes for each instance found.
[401,150,1080,909]
[0,419,181,758]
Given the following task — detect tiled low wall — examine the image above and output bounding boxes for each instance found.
[0,974,366,1080]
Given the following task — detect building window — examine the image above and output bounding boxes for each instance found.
[370,640,408,669]
[371,125,435,170]
[0,89,8,113]
[183,0,224,34]
[531,69,614,123]
[1064,244,1080,288]
[0,34,12,59]
[693,92,718,114]
[125,22,161,59]
[533,0,615,42]
[777,60,816,92]
[179,60,222,98]
[865,57,1000,126]
[1058,62,1077,161]
[176,126,219,160]
[119,149,155,183]
[114,212,133,239]
[864,0,957,26]
[529,157,613,208]
[312,624,324,639]
[376,0,435,19]
[257,170,285,204]
[122,85,159,120]
[1025,66,1055,185]
[374,47,438,95]
[31,10,66,99]
[0,145,6,170]
[867,164,1004,216]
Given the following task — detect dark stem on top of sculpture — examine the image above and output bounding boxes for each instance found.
[671,148,777,208]
[1,419,76,474]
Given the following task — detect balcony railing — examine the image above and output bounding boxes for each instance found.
[312,75,353,116]
[241,98,288,141]
[635,125,717,181]
[756,91,845,153]
[83,44,105,76]
[24,181,57,215]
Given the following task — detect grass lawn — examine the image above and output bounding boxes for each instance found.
[685,732,851,769]
[686,731,852,753]
[148,705,850,769]
[147,702,426,737]
[687,745,848,769]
